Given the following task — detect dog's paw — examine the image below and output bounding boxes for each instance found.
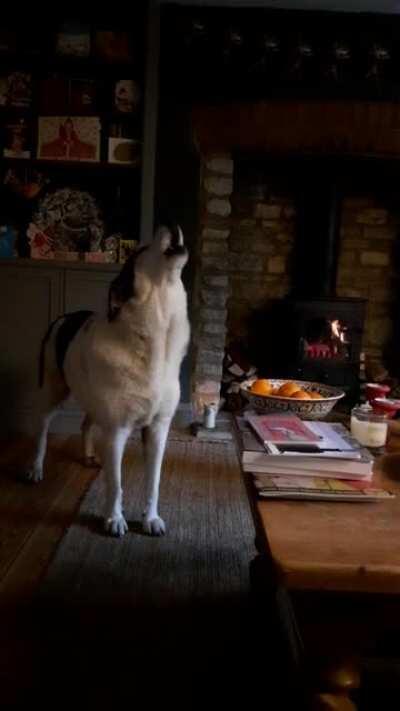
[142,516,166,537]
[104,515,128,538]
[23,466,43,484]
[83,455,101,468]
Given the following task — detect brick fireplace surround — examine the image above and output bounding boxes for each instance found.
[190,102,400,416]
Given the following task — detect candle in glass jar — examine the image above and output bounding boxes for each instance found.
[350,406,388,448]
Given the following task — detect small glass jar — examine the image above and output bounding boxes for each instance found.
[203,403,217,429]
[350,403,388,449]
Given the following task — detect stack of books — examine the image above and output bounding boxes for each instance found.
[234,413,394,502]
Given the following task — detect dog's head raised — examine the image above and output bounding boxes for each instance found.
[147,223,189,273]
[108,225,188,320]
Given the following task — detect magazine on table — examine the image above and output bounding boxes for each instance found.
[253,474,394,502]
[244,412,321,445]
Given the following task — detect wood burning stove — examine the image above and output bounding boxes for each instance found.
[249,171,367,402]
[279,296,366,394]
[249,295,366,402]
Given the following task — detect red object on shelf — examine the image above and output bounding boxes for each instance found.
[365,382,390,402]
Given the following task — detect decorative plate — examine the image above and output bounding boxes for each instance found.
[30,188,105,252]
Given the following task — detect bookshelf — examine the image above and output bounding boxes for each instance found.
[0,14,148,261]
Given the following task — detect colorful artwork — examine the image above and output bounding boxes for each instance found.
[38,117,101,162]
[29,188,105,255]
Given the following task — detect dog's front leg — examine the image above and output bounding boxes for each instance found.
[102,427,130,537]
[141,417,171,536]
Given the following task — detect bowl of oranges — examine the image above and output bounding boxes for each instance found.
[240,378,345,419]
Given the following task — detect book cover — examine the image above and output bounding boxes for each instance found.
[253,475,393,502]
[245,413,321,445]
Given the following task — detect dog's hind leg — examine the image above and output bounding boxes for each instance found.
[25,377,69,483]
[102,426,131,537]
[141,416,171,536]
[81,415,101,468]
[25,318,70,484]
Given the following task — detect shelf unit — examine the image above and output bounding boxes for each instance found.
[0,13,149,260]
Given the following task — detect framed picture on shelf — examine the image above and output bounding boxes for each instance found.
[94,31,133,63]
[38,117,101,162]
[0,72,32,108]
[3,119,31,159]
[114,79,140,113]
[108,137,140,165]
[56,23,91,58]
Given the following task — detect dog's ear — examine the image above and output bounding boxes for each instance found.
[108,246,150,320]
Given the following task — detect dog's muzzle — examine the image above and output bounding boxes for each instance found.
[164,225,187,259]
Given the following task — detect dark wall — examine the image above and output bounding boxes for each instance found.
[154,93,200,402]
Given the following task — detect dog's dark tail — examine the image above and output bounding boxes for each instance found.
[39,311,95,386]
[38,319,59,387]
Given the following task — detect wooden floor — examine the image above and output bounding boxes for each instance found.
[0,435,95,601]
[0,432,297,710]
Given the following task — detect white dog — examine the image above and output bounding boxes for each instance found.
[26,225,190,537]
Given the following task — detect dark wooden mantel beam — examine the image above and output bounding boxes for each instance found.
[192,100,400,158]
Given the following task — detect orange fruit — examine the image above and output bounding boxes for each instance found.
[309,391,322,399]
[278,381,299,397]
[250,379,272,396]
[291,390,311,400]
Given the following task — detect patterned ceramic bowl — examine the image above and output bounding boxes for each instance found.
[240,379,345,420]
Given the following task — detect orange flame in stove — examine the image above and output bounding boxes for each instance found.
[330,319,347,343]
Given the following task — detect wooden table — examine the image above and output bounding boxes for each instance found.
[244,452,400,710]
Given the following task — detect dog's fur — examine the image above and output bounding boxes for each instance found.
[26,225,190,537]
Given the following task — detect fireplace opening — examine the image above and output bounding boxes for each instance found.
[248,294,366,401]
[231,156,367,402]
